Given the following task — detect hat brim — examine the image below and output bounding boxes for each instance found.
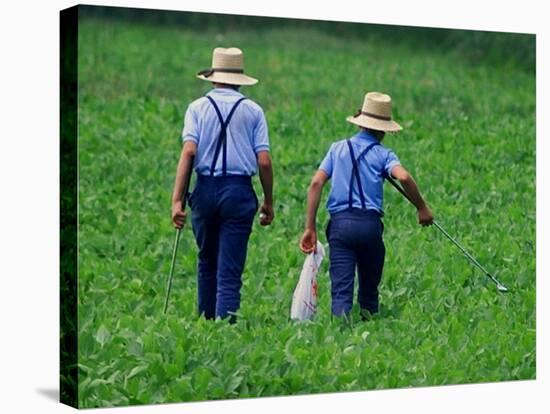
[346,114,402,132]
[197,72,258,86]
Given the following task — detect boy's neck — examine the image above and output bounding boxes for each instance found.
[213,82,240,91]
[361,127,385,142]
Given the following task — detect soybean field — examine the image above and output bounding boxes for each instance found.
[75,14,536,408]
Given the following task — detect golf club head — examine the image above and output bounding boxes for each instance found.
[496,283,509,293]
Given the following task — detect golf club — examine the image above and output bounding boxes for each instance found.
[385,175,509,293]
[163,156,195,314]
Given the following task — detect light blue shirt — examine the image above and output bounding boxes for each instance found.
[319,130,401,215]
[182,88,270,176]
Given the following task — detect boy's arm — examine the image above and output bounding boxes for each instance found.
[171,141,197,228]
[390,165,434,226]
[300,170,329,253]
[257,151,274,226]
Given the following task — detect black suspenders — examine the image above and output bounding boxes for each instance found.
[346,140,381,210]
[205,96,247,176]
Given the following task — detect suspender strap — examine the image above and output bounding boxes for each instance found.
[346,140,365,210]
[206,95,224,123]
[205,96,224,176]
[221,97,247,175]
[205,96,247,176]
[346,140,381,210]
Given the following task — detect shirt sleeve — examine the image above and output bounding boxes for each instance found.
[319,144,335,178]
[253,108,270,153]
[182,104,199,144]
[384,149,401,177]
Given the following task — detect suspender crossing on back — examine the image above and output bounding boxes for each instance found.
[346,139,381,210]
[205,95,247,176]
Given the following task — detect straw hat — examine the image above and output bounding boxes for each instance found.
[197,47,258,86]
[346,92,402,132]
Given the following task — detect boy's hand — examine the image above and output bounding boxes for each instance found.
[259,202,274,226]
[300,229,317,254]
[172,201,187,229]
[418,206,434,226]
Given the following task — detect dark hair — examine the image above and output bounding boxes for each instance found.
[362,127,386,141]
[213,82,240,91]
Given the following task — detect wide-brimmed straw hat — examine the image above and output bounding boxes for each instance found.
[197,47,258,86]
[346,92,402,132]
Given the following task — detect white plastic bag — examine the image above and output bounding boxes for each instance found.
[290,241,325,321]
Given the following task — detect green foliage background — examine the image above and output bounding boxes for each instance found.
[76,9,535,408]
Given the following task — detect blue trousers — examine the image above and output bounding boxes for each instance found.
[325,209,386,316]
[189,175,257,322]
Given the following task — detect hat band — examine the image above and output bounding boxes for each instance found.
[360,111,392,121]
[198,68,245,78]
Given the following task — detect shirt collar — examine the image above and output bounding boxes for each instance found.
[207,87,245,98]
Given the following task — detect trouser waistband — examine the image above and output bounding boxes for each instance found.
[196,174,252,185]
[330,208,382,220]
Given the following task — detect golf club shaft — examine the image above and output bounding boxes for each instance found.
[163,228,181,314]
[430,221,505,289]
[385,175,508,291]
[163,155,195,314]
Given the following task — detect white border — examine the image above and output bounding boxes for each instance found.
[0,1,547,413]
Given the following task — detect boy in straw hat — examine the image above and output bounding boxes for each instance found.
[300,92,433,319]
[172,47,274,323]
